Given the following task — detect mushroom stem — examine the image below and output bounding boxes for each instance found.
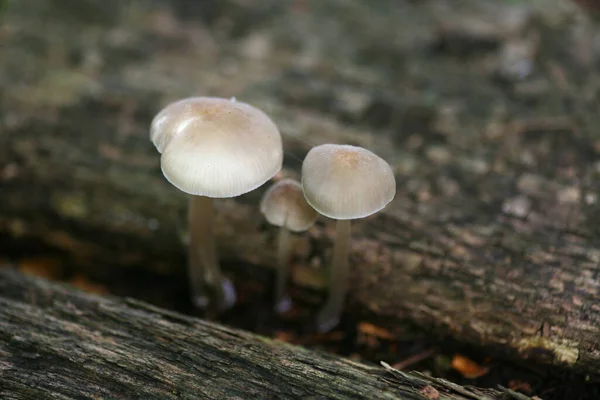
[317,219,351,332]
[274,225,293,313]
[188,195,236,310]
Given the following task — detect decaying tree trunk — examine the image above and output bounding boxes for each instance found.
[0,268,533,400]
[0,0,599,378]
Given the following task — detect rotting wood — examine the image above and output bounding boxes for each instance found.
[0,268,531,400]
[0,0,599,377]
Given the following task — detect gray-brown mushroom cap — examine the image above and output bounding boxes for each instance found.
[150,97,283,198]
[260,179,318,232]
[301,144,396,220]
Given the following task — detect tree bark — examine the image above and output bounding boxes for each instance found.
[0,268,531,400]
[1,0,599,377]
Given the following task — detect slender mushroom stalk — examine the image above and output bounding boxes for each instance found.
[150,96,283,311]
[302,144,396,332]
[275,222,292,312]
[260,179,318,313]
[316,219,350,332]
[188,195,234,309]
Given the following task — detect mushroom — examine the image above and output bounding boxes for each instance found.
[260,178,318,313]
[150,97,283,310]
[301,144,396,332]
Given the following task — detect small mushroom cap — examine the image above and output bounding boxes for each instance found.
[260,179,318,232]
[150,97,283,198]
[301,144,396,220]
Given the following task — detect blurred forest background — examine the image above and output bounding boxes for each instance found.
[1,0,600,399]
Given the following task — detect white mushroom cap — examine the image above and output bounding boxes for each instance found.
[150,97,283,198]
[260,179,318,232]
[301,144,396,220]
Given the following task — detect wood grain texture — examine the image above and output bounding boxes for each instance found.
[0,0,599,376]
[0,268,529,400]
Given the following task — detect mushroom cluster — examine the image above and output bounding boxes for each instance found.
[150,96,396,331]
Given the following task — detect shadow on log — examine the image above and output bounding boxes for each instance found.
[0,0,599,380]
[0,268,534,400]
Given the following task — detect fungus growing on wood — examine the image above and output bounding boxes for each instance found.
[151,96,283,310]
[302,144,395,332]
[260,178,318,313]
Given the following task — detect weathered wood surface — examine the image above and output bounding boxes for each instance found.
[1,0,599,376]
[0,268,532,400]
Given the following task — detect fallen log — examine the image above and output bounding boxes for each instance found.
[0,268,529,400]
[1,0,599,377]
